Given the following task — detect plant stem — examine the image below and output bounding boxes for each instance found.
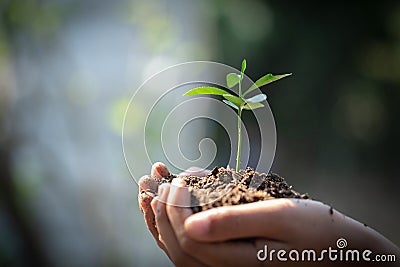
[236,107,242,172]
[235,73,244,172]
[239,73,242,97]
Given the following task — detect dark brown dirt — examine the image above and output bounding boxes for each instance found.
[156,166,310,213]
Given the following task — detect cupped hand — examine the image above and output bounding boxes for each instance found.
[138,163,400,267]
[138,163,209,254]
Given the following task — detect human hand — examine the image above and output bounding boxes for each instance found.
[138,163,209,253]
[139,163,400,266]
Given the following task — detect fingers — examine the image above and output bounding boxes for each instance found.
[139,163,296,266]
[184,198,353,248]
[138,163,190,258]
[151,183,171,248]
[184,198,303,243]
[163,182,287,266]
[156,178,291,267]
[151,162,170,178]
[179,166,210,177]
[137,162,170,245]
[138,190,155,225]
[139,162,170,197]
[151,162,208,178]
[138,174,159,233]
[138,175,159,193]
[167,178,191,207]
[166,179,193,249]
[152,182,205,267]
[138,175,165,251]
[138,161,170,217]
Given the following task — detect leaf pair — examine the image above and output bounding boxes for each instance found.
[182,59,292,172]
[222,93,266,110]
[183,59,291,111]
[226,58,246,89]
[183,86,266,110]
[243,72,292,96]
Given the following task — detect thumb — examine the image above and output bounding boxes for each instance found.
[184,199,299,242]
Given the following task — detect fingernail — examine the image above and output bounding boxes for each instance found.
[152,162,169,178]
[139,175,158,192]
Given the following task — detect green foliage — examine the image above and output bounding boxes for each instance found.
[226,73,240,88]
[244,73,292,96]
[222,94,245,107]
[246,93,267,103]
[241,59,247,77]
[183,59,291,171]
[243,102,264,110]
[183,87,229,96]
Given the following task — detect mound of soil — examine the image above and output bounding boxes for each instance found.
[156,166,310,213]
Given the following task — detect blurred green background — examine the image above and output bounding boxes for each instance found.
[1,0,399,266]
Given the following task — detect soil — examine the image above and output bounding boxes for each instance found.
[156,166,310,213]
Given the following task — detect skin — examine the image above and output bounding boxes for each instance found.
[138,163,400,267]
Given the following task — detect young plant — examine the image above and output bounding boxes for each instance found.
[183,59,291,172]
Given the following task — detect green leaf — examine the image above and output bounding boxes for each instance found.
[183,87,229,96]
[223,94,245,107]
[226,73,240,88]
[222,100,238,110]
[241,59,247,78]
[243,73,292,96]
[246,94,267,103]
[243,102,264,110]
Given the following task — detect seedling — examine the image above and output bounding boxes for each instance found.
[183,59,291,172]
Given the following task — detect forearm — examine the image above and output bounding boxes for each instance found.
[327,210,400,266]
